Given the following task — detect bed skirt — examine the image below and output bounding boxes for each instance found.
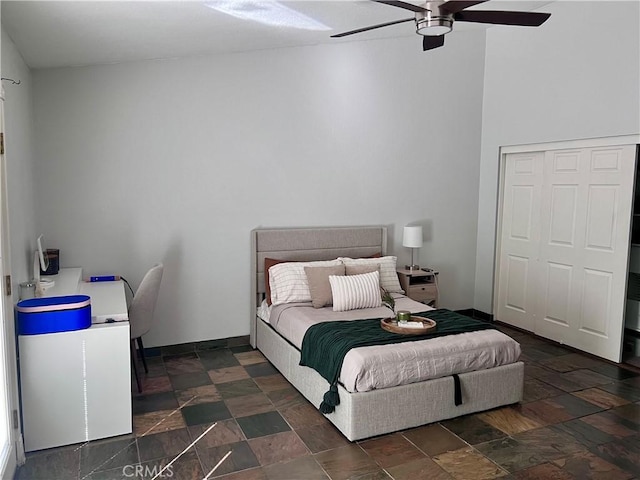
[256,317,524,441]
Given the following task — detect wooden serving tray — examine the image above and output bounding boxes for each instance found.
[380,316,436,335]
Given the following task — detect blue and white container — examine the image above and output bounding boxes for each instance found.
[16,295,91,335]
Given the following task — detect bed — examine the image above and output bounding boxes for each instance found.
[250,226,524,441]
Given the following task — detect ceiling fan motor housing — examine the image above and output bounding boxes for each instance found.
[415,2,453,36]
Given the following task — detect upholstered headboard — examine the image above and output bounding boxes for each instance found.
[250,226,388,346]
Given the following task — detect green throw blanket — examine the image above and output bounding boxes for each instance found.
[299,309,495,413]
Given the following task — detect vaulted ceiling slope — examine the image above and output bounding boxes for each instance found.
[2,1,551,69]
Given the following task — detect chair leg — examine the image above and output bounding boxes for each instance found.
[136,337,149,374]
[131,339,142,393]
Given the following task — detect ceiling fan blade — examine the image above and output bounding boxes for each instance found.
[372,0,428,13]
[331,18,414,38]
[455,10,551,27]
[440,1,488,14]
[423,35,445,51]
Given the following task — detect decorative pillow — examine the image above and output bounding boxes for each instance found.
[264,258,285,306]
[345,264,379,276]
[329,271,382,312]
[304,265,346,308]
[339,256,404,293]
[269,259,343,306]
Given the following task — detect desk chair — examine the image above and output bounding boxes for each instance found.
[129,264,164,393]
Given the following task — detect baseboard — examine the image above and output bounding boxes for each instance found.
[471,309,494,322]
[454,309,475,318]
[454,308,494,322]
[143,335,251,357]
[625,328,640,339]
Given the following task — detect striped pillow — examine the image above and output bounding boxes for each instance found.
[269,259,342,306]
[329,271,382,312]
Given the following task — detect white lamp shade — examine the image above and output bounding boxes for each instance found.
[403,226,423,248]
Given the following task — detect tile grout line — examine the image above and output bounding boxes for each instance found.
[78,395,200,480]
[149,422,219,480]
[202,449,232,480]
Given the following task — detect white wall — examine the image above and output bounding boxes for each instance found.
[2,31,38,301]
[32,31,486,346]
[474,1,640,314]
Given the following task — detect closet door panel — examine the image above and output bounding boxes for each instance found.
[585,185,618,251]
[548,185,578,247]
[537,150,583,344]
[543,261,573,327]
[537,145,636,361]
[504,255,530,313]
[573,146,636,361]
[496,152,543,331]
[580,268,612,336]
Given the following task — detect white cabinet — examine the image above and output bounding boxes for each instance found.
[19,322,131,452]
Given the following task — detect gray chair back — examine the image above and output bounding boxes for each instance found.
[129,264,164,340]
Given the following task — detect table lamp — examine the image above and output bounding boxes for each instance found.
[403,225,423,271]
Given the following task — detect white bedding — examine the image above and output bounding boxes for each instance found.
[257,299,271,323]
[263,295,521,393]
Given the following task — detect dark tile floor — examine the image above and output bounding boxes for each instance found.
[15,324,640,480]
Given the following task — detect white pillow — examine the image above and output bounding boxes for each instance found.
[329,271,382,312]
[269,259,342,306]
[338,256,403,294]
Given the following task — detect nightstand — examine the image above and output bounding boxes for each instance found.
[397,268,439,307]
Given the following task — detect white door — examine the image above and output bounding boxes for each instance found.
[496,140,638,362]
[0,90,21,479]
[536,145,637,361]
[495,151,544,331]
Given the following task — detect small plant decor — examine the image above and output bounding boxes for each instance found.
[381,288,396,318]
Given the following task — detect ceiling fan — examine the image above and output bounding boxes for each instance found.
[331,1,551,51]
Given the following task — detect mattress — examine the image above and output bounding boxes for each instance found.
[265,295,522,393]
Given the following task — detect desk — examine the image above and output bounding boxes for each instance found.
[42,267,128,323]
[18,268,132,452]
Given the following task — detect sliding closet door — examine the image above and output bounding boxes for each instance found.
[495,152,544,331]
[536,146,636,361]
[496,142,637,362]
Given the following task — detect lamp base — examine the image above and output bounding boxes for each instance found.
[405,264,421,271]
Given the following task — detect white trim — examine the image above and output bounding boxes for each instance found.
[0,90,21,480]
[493,149,509,323]
[500,134,640,155]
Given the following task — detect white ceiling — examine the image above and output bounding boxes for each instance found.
[1,1,552,69]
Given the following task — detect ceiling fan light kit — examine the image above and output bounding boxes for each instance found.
[332,0,550,51]
[415,11,453,36]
